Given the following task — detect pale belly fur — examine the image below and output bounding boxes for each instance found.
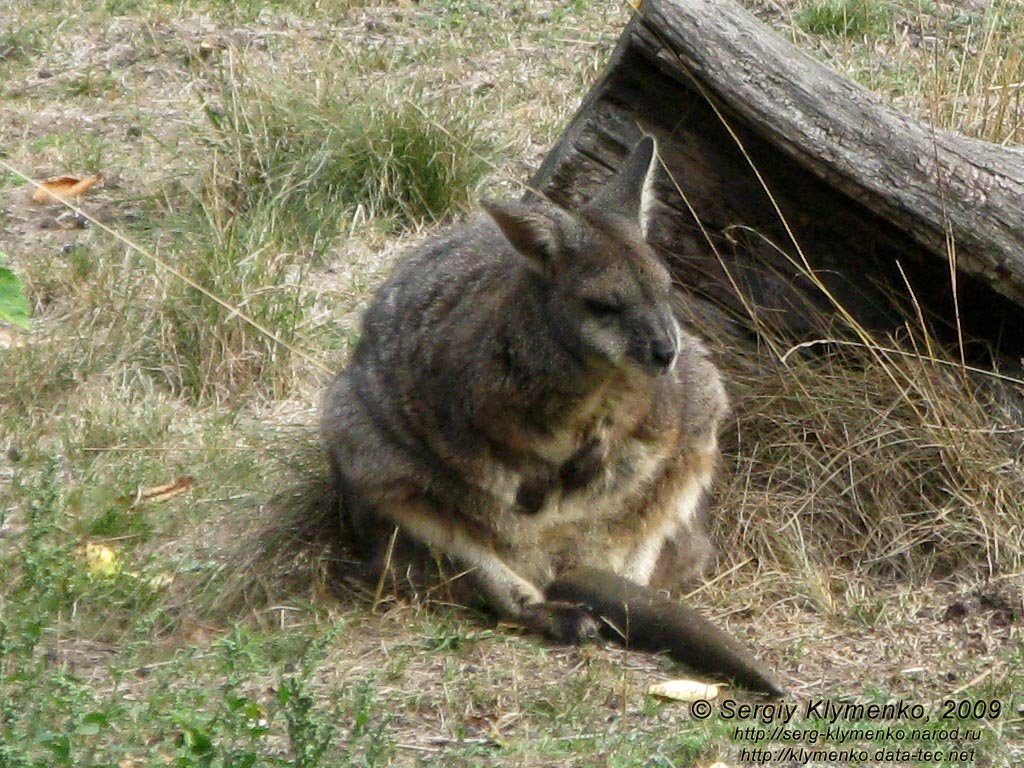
[477,438,717,589]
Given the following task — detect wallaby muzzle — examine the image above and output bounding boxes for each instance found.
[628,313,678,375]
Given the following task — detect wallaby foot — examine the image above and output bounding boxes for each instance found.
[518,600,602,643]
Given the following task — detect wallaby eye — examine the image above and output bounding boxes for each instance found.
[582,297,621,318]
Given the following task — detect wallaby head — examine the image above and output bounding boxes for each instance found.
[481,136,680,377]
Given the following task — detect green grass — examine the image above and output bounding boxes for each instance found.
[203,73,491,244]
[0,27,42,64]
[0,460,386,766]
[0,252,31,329]
[797,0,893,37]
[1,453,1020,762]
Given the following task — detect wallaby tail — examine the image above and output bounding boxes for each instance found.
[547,567,786,698]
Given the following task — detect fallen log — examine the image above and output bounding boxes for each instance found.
[530,0,1024,363]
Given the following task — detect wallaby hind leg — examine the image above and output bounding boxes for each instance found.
[648,529,714,592]
[379,499,600,642]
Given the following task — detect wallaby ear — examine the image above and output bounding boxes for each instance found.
[481,198,569,274]
[583,135,659,240]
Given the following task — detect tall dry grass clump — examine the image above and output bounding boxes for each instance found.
[705,301,1024,612]
[924,0,1024,145]
[671,0,1024,606]
[156,69,491,404]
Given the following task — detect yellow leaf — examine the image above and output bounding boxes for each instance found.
[83,543,120,578]
[32,173,102,203]
[647,679,722,702]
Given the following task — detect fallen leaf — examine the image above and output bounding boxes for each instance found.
[83,543,120,578]
[648,679,722,702]
[124,476,194,508]
[32,173,102,203]
[140,475,194,503]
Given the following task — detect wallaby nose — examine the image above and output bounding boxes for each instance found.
[651,336,676,372]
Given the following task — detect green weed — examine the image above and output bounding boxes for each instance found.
[0,250,31,329]
[205,72,491,242]
[10,458,79,636]
[0,458,117,766]
[797,0,892,37]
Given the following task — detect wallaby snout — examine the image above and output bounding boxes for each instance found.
[649,328,678,373]
[624,309,679,375]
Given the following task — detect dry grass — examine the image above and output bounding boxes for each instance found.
[758,0,1024,144]
[710,333,1024,608]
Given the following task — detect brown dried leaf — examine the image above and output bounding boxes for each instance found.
[140,476,193,504]
[31,173,102,203]
[124,476,194,508]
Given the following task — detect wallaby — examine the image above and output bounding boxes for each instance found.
[322,137,783,696]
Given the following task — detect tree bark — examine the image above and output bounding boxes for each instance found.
[530,0,1024,362]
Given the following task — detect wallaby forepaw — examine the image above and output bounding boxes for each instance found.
[519,601,601,643]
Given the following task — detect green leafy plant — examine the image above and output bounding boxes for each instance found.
[0,251,30,329]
